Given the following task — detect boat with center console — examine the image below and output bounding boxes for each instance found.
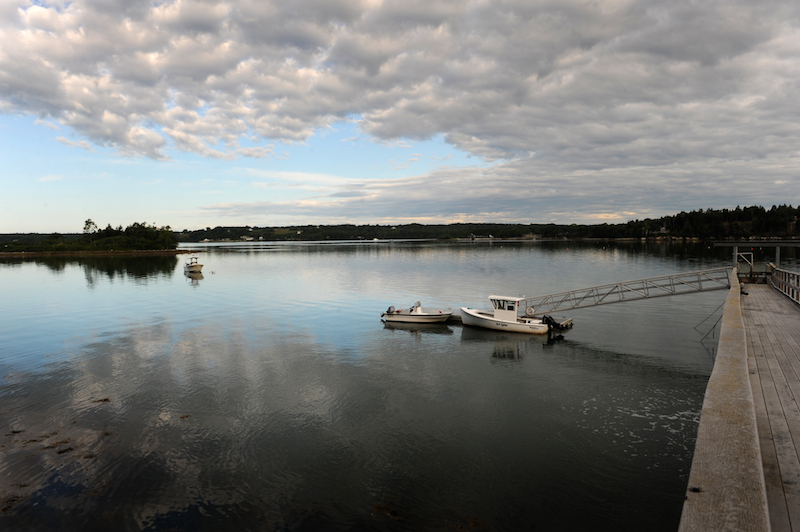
[184,256,203,273]
[381,301,452,323]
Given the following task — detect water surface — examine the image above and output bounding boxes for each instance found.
[0,242,736,530]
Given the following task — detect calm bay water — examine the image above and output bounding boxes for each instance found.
[0,241,753,530]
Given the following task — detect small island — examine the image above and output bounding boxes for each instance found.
[1,219,178,254]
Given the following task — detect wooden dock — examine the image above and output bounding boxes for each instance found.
[746,283,800,531]
[680,277,800,531]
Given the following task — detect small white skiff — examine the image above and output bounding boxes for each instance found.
[460,295,572,335]
[184,256,203,273]
[381,301,452,323]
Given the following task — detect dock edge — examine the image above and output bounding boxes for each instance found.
[678,271,771,532]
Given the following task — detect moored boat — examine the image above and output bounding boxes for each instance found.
[460,295,572,335]
[381,301,452,323]
[184,256,203,273]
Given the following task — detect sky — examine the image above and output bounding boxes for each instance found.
[1,0,799,233]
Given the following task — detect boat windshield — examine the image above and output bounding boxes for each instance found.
[491,299,516,310]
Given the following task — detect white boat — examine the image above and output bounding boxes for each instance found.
[381,301,452,323]
[184,256,203,273]
[460,295,572,335]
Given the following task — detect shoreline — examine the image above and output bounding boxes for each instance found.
[0,249,193,258]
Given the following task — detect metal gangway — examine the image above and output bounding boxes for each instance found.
[522,267,734,316]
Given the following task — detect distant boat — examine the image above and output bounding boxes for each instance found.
[460,295,572,335]
[184,256,203,273]
[381,301,452,323]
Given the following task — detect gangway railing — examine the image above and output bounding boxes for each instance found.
[522,267,734,316]
[769,263,800,305]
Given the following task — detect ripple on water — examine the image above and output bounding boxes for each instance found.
[0,243,722,531]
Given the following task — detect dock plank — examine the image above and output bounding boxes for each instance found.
[750,322,793,532]
[744,283,800,531]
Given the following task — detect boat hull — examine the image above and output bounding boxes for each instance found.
[184,256,203,273]
[460,307,550,334]
[383,321,453,334]
[382,311,451,324]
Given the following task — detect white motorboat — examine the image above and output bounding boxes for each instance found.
[460,295,572,335]
[184,256,203,273]
[381,301,452,323]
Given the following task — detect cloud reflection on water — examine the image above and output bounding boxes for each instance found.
[0,243,729,530]
[1,312,707,530]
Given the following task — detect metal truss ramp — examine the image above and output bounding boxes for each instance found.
[523,267,733,316]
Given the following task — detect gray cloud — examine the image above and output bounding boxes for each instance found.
[1,0,799,220]
[201,154,800,225]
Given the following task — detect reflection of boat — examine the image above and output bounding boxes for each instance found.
[460,326,561,360]
[381,301,452,323]
[460,326,550,343]
[460,295,572,335]
[184,256,203,273]
[183,272,203,286]
[383,321,453,335]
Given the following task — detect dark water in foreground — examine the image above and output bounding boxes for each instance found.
[0,241,749,530]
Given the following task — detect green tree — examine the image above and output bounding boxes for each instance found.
[83,219,98,243]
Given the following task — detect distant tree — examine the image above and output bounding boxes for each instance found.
[83,219,97,233]
[83,219,98,242]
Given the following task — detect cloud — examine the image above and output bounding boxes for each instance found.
[201,152,800,225]
[35,118,60,130]
[2,0,792,159]
[56,136,95,151]
[1,0,799,221]
[242,169,353,187]
[39,174,63,182]
[236,146,274,158]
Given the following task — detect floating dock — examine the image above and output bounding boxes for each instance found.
[680,266,800,532]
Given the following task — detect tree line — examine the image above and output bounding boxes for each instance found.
[178,205,798,242]
[2,206,797,252]
[1,220,177,252]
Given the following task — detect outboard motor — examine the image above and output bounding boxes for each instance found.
[542,315,569,340]
[541,315,556,330]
